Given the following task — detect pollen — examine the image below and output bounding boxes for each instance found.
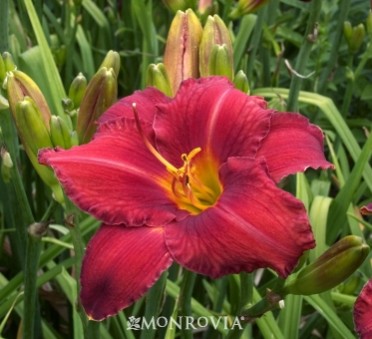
[132,103,222,214]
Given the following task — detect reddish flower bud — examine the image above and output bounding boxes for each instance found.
[230,0,269,19]
[163,9,203,95]
[77,67,118,144]
[283,236,369,295]
[361,203,372,215]
[5,70,52,128]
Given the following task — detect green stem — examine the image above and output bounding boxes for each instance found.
[23,233,42,339]
[317,0,351,93]
[246,6,267,85]
[179,269,197,339]
[0,0,9,52]
[23,200,57,339]
[287,0,322,111]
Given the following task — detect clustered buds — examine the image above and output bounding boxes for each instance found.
[1,50,120,202]
[343,21,366,54]
[150,9,250,96]
[283,236,369,296]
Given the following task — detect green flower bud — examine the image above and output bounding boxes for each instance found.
[268,96,287,112]
[15,97,52,156]
[50,115,76,149]
[68,73,87,109]
[0,54,6,83]
[1,149,13,183]
[77,67,118,144]
[6,70,52,128]
[99,50,121,77]
[343,21,353,42]
[2,52,16,73]
[208,44,234,80]
[344,22,366,54]
[0,94,8,110]
[163,9,203,95]
[233,70,250,93]
[146,63,173,97]
[283,236,369,295]
[200,15,233,78]
[230,0,269,19]
[14,97,63,202]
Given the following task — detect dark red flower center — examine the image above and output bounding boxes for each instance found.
[133,103,222,215]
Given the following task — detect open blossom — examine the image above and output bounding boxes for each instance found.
[39,77,332,320]
[354,279,372,338]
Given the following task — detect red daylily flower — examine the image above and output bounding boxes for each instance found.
[39,77,332,320]
[354,279,372,338]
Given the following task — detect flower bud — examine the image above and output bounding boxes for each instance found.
[14,97,63,202]
[366,11,372,37]
[230,0,269,19]
[162,0,197,12]
[15,97,52,155]
[146,63,173,97]
[2,52,16,74]
[68,73,87,109]
[361,203,372,215]
[163,9,203,95]
[28,222,49,238]
[233,70,250,93]
[98,50,121,77]
[344,22,366,54]
[50,115,77,149]
[199,15,233,77]
[0,54,6,84]
[6,70,52,128]
[198,0,214,15]
[1,149,13,183]
[268,96,287,112]
[207,44,234,80]
[283,236,369,295]
[0,94,8,110]
[77,67,118,144]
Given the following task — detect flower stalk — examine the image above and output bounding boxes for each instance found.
[287,0,322,111]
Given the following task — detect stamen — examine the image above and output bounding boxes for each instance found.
[132,102,221,214]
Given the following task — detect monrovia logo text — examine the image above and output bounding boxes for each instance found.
[126,316,243,331]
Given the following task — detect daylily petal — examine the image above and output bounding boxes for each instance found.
[81,225,173,320]
[39,119,177,226]
[164,157,315,278]
[97,87,169,128]
[257,112,333,182]
[354,279,372,338]
[154,77,271,167]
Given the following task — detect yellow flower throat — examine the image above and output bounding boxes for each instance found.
[132,103,222,214]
